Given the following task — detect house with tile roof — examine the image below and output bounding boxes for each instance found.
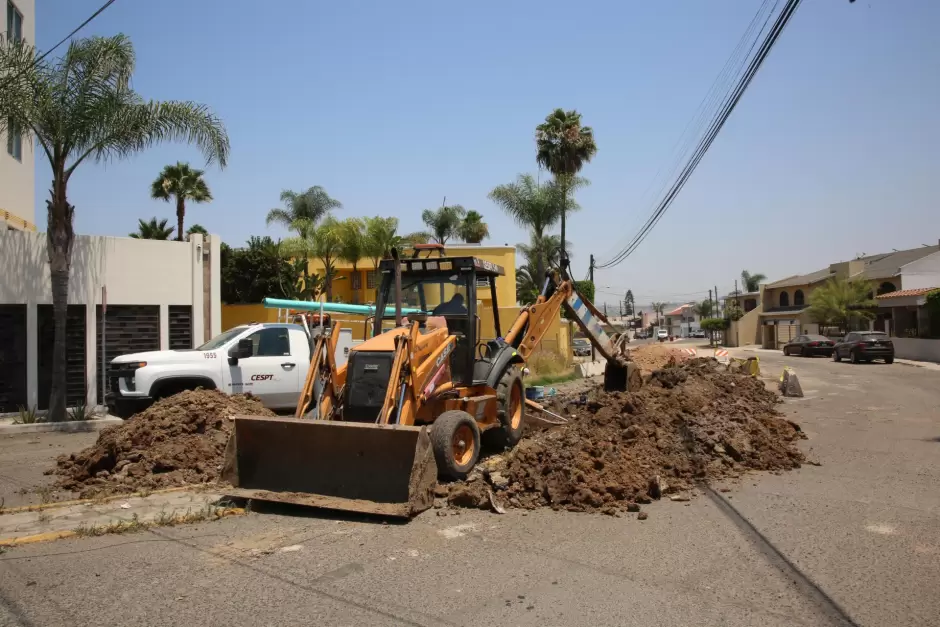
[725,243,940,349]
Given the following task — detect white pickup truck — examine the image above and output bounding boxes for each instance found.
[106,323,354,418]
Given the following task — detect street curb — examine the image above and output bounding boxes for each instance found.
[0,508,247,548]
[0,486,198,515]
[0,417,123,435]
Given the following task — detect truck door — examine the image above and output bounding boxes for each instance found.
[228,327,299,409]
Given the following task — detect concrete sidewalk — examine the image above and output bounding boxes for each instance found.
[0,488,241,546]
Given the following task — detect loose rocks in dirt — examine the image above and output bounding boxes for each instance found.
[52,390,273,498]
[447,358,804,514]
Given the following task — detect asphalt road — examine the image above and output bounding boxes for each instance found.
[0,350,937,626]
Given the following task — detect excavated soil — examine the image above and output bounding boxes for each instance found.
[52,390,274,498]
[627,343,691,373]
[447,358,805,513]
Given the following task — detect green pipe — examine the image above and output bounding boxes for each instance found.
[262,297,423,317]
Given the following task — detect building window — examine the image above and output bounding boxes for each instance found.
[794,290,804,307]
[877,282,896,295]
[366,270,377,290]
[7,1,23,42]
[350,270,361,291]
[6,117,21,161]
[744,298,757,312]
[779,291,789,307]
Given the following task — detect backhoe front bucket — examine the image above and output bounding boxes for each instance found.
[221,416,438,518]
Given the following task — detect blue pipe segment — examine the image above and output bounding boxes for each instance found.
[262,297,423,317]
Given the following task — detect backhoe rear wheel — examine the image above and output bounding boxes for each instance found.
[489,367,525,450]
[431,410,481,480]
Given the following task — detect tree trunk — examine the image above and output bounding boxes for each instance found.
[176,197,185,241]
[559,179,567,266]
[46,175,75,422]
[302,252,310,300]
[324,258,333,301]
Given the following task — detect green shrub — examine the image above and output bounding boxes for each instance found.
[14,405,42,424]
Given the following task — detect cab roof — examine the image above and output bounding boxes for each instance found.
[379,256,505,277]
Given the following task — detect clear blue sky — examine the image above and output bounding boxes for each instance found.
[35,0,940,307]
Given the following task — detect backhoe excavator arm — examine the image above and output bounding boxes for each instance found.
[504,271,630,366]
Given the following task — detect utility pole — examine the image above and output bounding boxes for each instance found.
[589,254,596,362]
[708,288,713,345]
[714,284,719,317]
[733,279,740,347]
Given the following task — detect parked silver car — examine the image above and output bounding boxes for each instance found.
[572,339,592,356]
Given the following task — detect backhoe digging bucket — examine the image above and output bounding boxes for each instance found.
[221,416,438,518]
[604,361,642,393]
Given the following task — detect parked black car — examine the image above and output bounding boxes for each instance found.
[783,334,835,357]
[832,331,894,364]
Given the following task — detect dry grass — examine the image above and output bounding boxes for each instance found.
[527,350,567,377]
[72,503,242,538]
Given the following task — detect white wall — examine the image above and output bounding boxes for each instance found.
[0,231,196,306]
[0,0,36,227]
[892,338,940,363]
[0,229,220,409]
[899,251,940,290]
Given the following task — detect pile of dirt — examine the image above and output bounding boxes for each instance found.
[627,344,690,373]
[447,358,804,513]
[52,390,274,498]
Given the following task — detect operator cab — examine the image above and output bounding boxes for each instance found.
[373,256,506,385]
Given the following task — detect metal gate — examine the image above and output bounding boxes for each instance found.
[0,305,27,412]
[96,305,160,403]
[37,305,87,410]
[168,305,193,350]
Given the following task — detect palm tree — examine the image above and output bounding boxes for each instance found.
[516,265,540,305]
[150,162,212,241]
[266,186,342,287]
[741,270,767,293]
[310,217,343,301]
[363,216,404,269]
[808,277,877,334]
[0,35,228,421]
[650,301,666,328]
[489,174,579,280]
[421,205,466,245]
[129,217,174,240]
[693,300,714,319]
[186,223,208,241]
[337,218,366,300]
[517,234,571,271]
[535,109,597,263]
[457,210,489,244]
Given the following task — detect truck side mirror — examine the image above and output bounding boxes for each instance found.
[228,338,253,365]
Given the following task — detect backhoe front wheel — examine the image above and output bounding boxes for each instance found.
[431,410,481,481]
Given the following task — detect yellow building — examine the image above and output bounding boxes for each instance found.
[307,244,516,308]
[221,243,571,365]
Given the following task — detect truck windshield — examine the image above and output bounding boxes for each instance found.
[196,327,246,351]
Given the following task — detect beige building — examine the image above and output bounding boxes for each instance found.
[725,243,940,349]
[1,0,37,232]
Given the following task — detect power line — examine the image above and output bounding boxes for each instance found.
[596,0,803,270]
[0,0,119,92]
[596,0,777,264]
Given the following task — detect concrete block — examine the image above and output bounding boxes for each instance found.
[577,361,606,378]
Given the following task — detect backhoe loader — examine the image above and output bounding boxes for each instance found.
[222,253,639,517]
